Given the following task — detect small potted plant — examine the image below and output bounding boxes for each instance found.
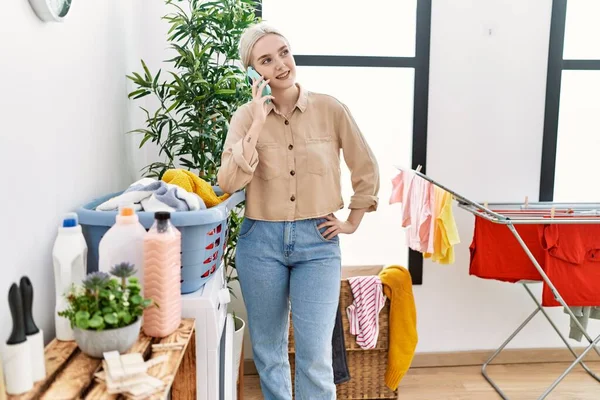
[58,263,154,358]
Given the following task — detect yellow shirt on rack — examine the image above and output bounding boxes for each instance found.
[425,187,460,264]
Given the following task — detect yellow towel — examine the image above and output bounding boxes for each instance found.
[162,169,230,208]
[378,265,418,391]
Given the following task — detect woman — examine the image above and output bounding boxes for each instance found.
[217,22,380,400]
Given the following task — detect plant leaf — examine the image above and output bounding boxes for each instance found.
[76,311,90,321]
[88,315,103,328]
[76,318,90,330]
[104,313,118,325]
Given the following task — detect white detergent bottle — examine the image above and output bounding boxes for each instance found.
[98,205,146,286]
[52,213,87,341]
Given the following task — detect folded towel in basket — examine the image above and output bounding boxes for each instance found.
[96,178,206,212]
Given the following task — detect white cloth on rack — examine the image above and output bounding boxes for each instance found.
[96,178,206,212]
[346,275,386,349]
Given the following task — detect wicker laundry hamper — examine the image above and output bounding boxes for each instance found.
[288,266,397,399]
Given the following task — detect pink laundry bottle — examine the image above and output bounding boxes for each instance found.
[142,212,182,338]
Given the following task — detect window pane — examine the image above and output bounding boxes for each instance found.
[262,0,417,57]
[297,66,414,265]
[553,71,600,202]
[563,0,600,59]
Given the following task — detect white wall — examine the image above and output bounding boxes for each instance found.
[0,1,137,345]
[418,0,600,353]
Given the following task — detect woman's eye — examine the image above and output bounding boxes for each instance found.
[262,58,271,64]
[281,50,289,56]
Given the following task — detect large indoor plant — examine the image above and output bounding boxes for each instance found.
[126,0,259,373]
[58,264,154,358]
[126,0,258,296]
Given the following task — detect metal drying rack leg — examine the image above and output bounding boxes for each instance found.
[481,306,540,399]
[481,282,600,399]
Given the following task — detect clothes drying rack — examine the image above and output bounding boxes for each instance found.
[412,168,600,400]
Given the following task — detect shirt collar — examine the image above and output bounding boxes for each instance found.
[267,83,309,115]
[296,83,308,112]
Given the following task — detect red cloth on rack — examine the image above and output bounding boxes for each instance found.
[541,224,600,307]
[469,216,544,282]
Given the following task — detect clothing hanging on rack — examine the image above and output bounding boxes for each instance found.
[566,306,600,342]
[390,169,433,253]
[540,224,600,307]
[424,186,460,264]
[412,168,600,400]
[390,168,459,263]
[469,216,543,282]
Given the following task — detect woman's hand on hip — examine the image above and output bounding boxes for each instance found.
[318,214,358,240]
[250,76,275,126]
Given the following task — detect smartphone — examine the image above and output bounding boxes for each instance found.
[247,66,272,103]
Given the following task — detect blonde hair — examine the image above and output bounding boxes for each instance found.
[238,22,289,70]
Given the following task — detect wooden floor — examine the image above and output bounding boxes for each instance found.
[243,362,600,399]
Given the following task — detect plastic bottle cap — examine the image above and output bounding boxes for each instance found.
[155,211,171,220]
[62,218,77,228]
[62,212,78,228]
[120,207,135,217]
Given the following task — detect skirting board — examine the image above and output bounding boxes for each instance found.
[243,347,599,376]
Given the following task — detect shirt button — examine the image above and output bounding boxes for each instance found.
[290,195,296,202]
[290,170,296,176]
[284,120,290,125]
[288,144,293,150]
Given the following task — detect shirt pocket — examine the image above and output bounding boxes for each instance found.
[255,142,281,180]
[306,136,334,175]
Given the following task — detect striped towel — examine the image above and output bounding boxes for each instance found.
[346,276,386,349]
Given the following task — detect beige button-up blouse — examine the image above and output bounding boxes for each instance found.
[217,84,380,221]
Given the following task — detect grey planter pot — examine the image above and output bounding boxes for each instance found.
[73,318,141,359]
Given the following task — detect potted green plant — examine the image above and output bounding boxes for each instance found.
[58,264,154,358]
[127,0,258,372]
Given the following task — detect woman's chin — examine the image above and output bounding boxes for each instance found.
[272,77,296,91]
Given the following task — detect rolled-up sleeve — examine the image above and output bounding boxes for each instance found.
[217,107,259,194]
[337,102,380,212]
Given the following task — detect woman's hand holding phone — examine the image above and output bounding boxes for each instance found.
[248,69,275,127]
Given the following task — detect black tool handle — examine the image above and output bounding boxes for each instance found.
[20,276,39,335]
[7,283,26,345]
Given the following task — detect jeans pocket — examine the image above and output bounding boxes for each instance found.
[239,218,258,239]
[313,217,339,243]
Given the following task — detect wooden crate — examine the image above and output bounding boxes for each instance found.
[6,319,196,400]
[288,266,396,399]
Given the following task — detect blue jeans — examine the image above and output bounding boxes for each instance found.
[236,217,341,400]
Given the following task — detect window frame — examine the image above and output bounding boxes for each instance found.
[540,0,600,201]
